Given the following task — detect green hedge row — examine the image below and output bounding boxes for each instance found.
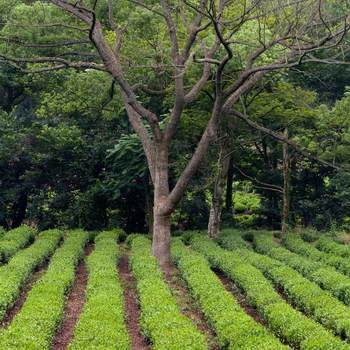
[218,229,253,251]
[0,225,37,263]
[237,247,350,340]
[283,234,350,277]
[69,230,130,349]
[0,229,89,349]
[171,239,287,350]
[0,229,63,320]
[191,235,349,350]
[252,234,350,306]
[129,235,207,350]
[316,236,350,258]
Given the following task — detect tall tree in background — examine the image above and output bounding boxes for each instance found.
[0,0,349,267]
[282,126,290,233]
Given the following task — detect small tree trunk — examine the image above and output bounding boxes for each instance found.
[225,155,234,213]
[282,127,290,234]
[208,144,231,238]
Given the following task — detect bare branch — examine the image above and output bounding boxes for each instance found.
[0,53,105,71]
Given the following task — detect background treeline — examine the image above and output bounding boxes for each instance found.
[1,2,350,233]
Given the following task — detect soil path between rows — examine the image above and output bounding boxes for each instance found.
[164,266,219,350]
[214,268,266,325]
[51,243,94,350]
[118,251,151,350]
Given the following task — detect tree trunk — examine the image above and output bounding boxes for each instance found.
[151,145,172,269]
[282,127,290,234]
[225,155,234,213]
[208,143,231,238]
[152,209,171,268]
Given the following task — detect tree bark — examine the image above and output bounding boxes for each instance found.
[208,142,231,238]
[225,155,234,213]
[151,144,172,269]
[152,209,171,268]
[282,127,290,234]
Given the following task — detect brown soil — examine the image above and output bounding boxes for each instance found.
[51,244,93,350]
[164,266,220,350]
[214,269,266,325]
[0,265,48,328]
[118,251,151,350]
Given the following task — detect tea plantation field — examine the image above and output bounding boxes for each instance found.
[0,225,350,349]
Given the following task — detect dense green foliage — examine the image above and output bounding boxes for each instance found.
[129,236,207,350]
[70,229,130,350]
[0,1,349,233]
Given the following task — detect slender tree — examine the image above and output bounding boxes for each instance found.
[1,0,349,268]
[281,126,290,233]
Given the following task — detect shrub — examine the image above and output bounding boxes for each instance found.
[218,229,253,251]
[0,225,37,263]
[171,239,287,350]
[130,235,207,350]
[0,230,89,349]
[250,234,350,307]
[299,228,321,243]
[69,229,130,349]
[0,229,63,320]
[316,236,350,258]
[237,248,350,340]
[283,234,350,277]
[191,236,349,350]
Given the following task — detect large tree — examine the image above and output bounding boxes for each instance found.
[1,0,349,268]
